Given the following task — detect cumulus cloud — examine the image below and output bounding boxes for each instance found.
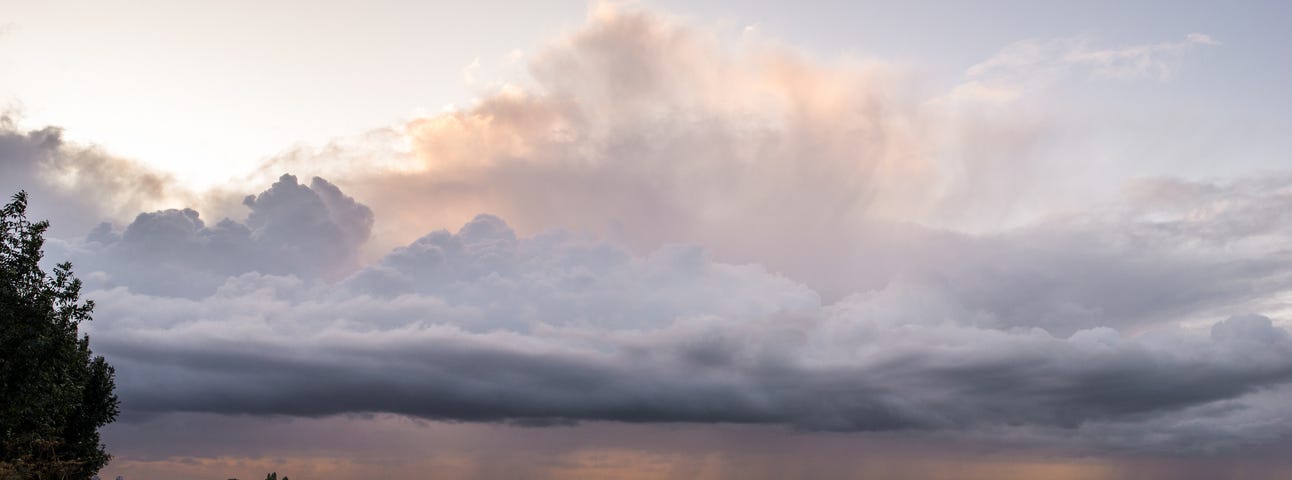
[57,174,372,297]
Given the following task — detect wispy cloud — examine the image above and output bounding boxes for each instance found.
[968,33,1219,82]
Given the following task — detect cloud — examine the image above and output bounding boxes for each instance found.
[85,248,1292,453]
[242,173,374,277]
[1120,174,1292,247]
[4,3,1284,465]
[251,9,1222,303]
[48,174,1292,454]
[0,116,182,235]
[256,7,948,299]
[967,33,1218,82]
[56,174,372,297]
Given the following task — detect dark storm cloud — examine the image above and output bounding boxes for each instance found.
[92,277,1292,452]
[54,174,1292,453]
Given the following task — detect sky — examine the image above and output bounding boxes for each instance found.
[2,1,1292,479]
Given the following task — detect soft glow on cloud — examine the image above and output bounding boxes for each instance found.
[248,7,1049,298]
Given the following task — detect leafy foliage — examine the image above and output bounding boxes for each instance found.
[0,192,119,479]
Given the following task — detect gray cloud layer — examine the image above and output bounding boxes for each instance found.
[34,173,1287,454]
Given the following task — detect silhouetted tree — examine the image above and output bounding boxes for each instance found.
[0,191,119,479]
[264,472,288,480]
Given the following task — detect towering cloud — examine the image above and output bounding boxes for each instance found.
[255,7,1224,304]
[259,7,953,300]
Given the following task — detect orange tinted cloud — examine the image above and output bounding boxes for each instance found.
[257,6,979,298]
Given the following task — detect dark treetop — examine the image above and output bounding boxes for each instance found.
[1,191,119,480]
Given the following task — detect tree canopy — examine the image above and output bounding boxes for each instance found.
[0,191,119,479]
